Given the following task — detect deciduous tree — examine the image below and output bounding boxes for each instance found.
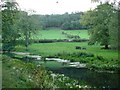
[81,3,115,49]
[2,0,20,51]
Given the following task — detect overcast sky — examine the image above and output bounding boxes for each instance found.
[17,0,99,15]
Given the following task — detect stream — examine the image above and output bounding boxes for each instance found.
[8,52,120,88]
[36,60,119,88]
[48,67,119,88]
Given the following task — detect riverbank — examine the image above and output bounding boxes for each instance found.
[54,52,119,73]
[5,51,119,73]
[2,52,120,88]
[2,55,96,88]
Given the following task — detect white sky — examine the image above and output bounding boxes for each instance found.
[17,0,99,15]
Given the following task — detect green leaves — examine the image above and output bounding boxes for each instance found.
[81,3,118,49]
[2,1,20,51]
[2,55,54,88]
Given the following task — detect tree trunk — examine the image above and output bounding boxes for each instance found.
[105,45,109,49]
[25,31,29,51]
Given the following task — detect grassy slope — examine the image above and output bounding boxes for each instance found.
[32,29,89,39]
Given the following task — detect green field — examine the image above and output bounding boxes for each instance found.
[16,42,118,60]
[15,29,118,62]
[16,29,118,60]
[31,29,89,40]
[64,30,89,39]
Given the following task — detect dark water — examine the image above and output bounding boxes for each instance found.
[47,67,119,89]
[30,58,120,89]
[6,53,119,89]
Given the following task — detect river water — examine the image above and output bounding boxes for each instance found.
[6,52,119,89]
[38,60,119,89]
[49,67,119,88]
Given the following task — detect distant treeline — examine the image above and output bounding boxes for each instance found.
[31,12,88,30]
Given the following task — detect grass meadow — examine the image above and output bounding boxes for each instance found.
[15,29,118,60]
[16,42,118,60]
[31,29,89,40]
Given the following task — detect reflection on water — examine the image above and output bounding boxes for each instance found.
[47,67,119,88]
[6,52,119,89]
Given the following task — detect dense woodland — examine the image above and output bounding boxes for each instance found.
[17,11,87,30]
[38,12,87,30]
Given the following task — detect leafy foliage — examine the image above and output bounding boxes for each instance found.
[108,6,119,49]
[81,2,119,49]
[2,55,53,88]
[2,1,40,51]
[2,1,20,51]
[17,11,40,51]
[38,12,87,30]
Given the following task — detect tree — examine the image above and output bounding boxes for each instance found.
[118,2,120,52]
[38,12,83,30]
[2,0,40,52]
[2,1,20,51]
[108,2,119,49]
[81,3,114,49]
[2,1,18,10]
[91,0,118,3]
[91,0,100,3]
[0,11,2,51]
[80,10,95,29]
[18,11,39,51]
[90,0,119,50]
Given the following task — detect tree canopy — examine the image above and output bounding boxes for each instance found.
[38,12,86,30]
[2,1,40,51]
[2,1,20,51]
[81,2,119,49]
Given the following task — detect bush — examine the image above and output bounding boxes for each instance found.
[33,39,89,43]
